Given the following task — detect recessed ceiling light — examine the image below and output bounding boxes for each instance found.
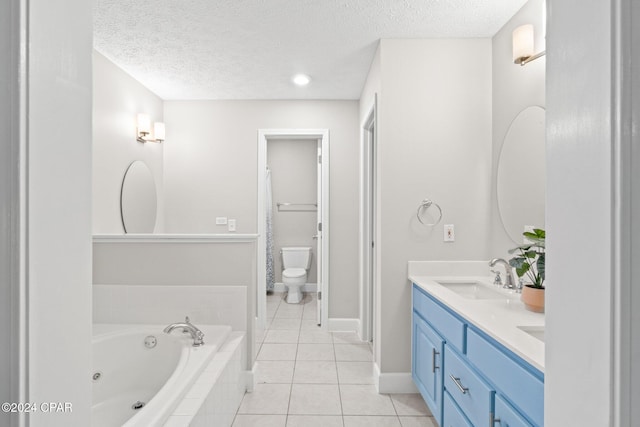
[292,74,311,86]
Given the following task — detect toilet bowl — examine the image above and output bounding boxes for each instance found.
[281,247,312,304]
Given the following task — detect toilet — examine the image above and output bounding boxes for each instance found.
[281,247,312,304]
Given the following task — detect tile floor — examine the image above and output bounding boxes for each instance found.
[231,292,437,427]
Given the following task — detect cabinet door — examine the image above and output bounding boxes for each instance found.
[413,313,444,424]
[494,395,533,427]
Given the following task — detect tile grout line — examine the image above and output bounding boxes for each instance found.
[285,291,304,423]
[331,328,347,426]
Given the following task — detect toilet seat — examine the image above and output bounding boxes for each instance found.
[283,268,306,279]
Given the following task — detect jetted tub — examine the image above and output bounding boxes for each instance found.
[92,323,231,427]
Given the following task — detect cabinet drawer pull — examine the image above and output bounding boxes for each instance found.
[449,374,469,394]
[432,348,440,373]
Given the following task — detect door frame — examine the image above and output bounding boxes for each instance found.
[257,129,330,331]
[359,98,377,343]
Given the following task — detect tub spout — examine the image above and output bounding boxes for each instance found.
[164,317,205,347]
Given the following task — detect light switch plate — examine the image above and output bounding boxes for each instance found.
[444,224,455,242]
[216,217,228,225]
[228,219,236,232]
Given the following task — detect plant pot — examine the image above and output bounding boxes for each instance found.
[521,285,545,313]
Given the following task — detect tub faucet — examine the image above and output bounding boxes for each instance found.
[164,317,205,347]
[488,258,516,290]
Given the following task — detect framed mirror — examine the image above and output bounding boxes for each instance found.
[497,106,545,243]
[120,160,157,233]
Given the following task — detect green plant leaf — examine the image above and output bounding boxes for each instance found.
[524,250,537,258]
[537,253,545,282]
[515,262,530,278]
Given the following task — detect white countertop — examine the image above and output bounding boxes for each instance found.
[409,271,545,372]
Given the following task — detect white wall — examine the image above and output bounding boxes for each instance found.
[28,0,93,425]
[93,51,164,234]
[376,39,493,373]
[268,139,318,283]
[545,1,614,425]
[490,0,546,257]
[163,100,360,318]
[358,45,382,364]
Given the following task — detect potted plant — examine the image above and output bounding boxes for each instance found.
[508,228,545,313]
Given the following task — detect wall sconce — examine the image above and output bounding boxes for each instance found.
[136,113,165,143]
[513,24,546,66]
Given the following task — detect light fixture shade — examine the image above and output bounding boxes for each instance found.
[513,24,534,64]
[292,74,311,86]
[154,122,165,142]
[137,113,151,135]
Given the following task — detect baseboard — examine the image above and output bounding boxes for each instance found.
[327,318,360,332]
[273,282,317,293]
[376,371,418,394]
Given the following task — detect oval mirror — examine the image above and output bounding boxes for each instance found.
[120,160,157,233]
[497,106,545,243]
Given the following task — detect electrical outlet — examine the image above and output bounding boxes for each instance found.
[216,217,228,225]
[444,224,455,242]
[228,219,236,232]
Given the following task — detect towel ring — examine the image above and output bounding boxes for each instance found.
[416,199,442,226]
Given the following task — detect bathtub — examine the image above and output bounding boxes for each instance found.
[92,323,232,427]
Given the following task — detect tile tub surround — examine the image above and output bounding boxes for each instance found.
[235,292,436,426]
[163,332,247,427]
[408,261,545,371]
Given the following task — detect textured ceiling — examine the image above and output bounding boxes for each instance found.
[94,0,527,100]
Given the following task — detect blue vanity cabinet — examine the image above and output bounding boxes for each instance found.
[494,395,533,427]
[411,283,544,427]
[412,310,444,423]
[443,391,473,427]
[443,344,494,427]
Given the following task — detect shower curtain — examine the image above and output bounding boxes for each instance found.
[266,166,275,292]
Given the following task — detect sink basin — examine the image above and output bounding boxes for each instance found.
[517,326,545,343]
[435,280,505,300]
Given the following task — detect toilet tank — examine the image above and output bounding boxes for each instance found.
[281,247,312,270]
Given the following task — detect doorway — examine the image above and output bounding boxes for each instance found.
[257,129,330,333]
[360,99,377,349]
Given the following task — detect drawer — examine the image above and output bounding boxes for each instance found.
[443,391,473,427]
[413,285,466,353]
[466,328,543,426]
[444,344,494,427]
[494,394,533,427]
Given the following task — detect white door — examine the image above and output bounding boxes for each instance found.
[316,141,322,325]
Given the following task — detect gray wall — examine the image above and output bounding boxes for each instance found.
[0,1,20,425]
[490,0,546,258]
[631,3,640,423]
[163,100,360,318]
[93,51,165,234]
[376,39,493,373]
[268,139,318,283]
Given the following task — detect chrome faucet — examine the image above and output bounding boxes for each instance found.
[488,258,516,290]
[164,316,205,347]
[490,270,502,287]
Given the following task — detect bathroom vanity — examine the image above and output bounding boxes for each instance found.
[409,262,544,427]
